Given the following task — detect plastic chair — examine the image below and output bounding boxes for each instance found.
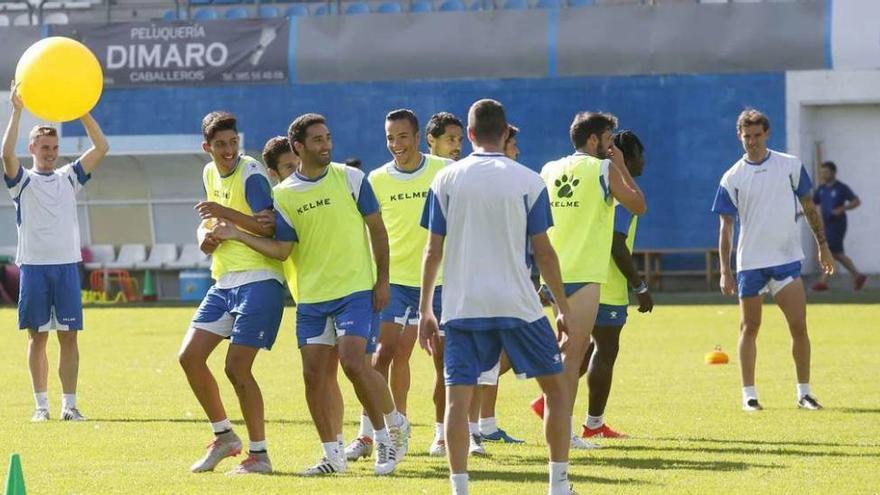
[166,244,210,270]
[567,0,594,6]
[135,244,178,270]
[314,3,339,15]
[345,2,371,13]
[0,15,9,27]
[284,4,310,16]
[104,244,147,269]
[224,7,250,18]
[376,2,402,13]
[503,0,528,10]
[43,12,69,24]
[258,5,280,17]
[410,0,432,11]
[535,0,560,8]
[192,9,219,20]
[83,245,116,271]
[438,0,465,11]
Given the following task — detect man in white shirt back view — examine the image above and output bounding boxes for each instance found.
[712,108,833,412]
[2,81,109,422]
[418,99,575,495]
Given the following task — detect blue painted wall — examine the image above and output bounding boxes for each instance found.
[64,72,785,250]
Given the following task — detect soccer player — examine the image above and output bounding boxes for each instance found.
[811,161,866,291]
[426,112,464,161]
[534,112,646,449]
[177,111,284,475]
[262,136,298,184]
[712,108,833,411]
[344,109,443,461]
[212,113,406,476]
[419,99,575,495]
[2,81,108,423]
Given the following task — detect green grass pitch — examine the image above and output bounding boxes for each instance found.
[1,303,878,494]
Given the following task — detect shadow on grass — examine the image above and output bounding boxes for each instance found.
[651,436,880,449]
[602,444,878,459]
[89,418,315,426]
[836,407,880,415]
[515,454,773,472]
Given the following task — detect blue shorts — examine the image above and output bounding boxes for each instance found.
[296,289,379,353]
[539,282,594,302]
[191,279,284,350]
[18,263,83,331]
[381,284,442,327]
[596,304,628,327]
[443,318,563,386]
[825,221,846,254]
[737,261,802,298]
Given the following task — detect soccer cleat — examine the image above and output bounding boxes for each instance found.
[570,434,600,450]
[301,456,346,476]
[226,452,272,475]
[743,398,763,412]
[811,282,829,292]
[565,484,579,495]
[581,423,627,439]
[797,395,823,410]
[390,415,411,459]
[190,430,242,473]
[374,441,398,476]
[344,436,373,461]
[530,395,545,419]
[60,407,86,421]
[31,408,49,422]
[469,433,489,457]
[429,438,446,457]
[854,275,868,291]
[481,428,525,444]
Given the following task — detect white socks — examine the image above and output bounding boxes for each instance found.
[450,473,469,495]
[479,417,498,436]
[211,418,233,434]
[384,408,403,429]
[249,440,266,453]
[322,441,340,462]
[359,414,374,439]
[549,462,570,495]
[585,415,604,430]
[374,428,391,445]
[468,422,480,436]
[797,383,811,398]
[742,386,758,402]
[34,392,49,410]
[435,422,445,440]
[62,393,76,410]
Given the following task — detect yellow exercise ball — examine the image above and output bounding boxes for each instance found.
[14,36,103,123]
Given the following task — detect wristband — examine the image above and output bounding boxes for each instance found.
[633,281,648,295]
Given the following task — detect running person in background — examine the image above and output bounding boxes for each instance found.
[2,80,109,423]
[178,111,285,475]
[419,99,575,495]
[712,108,833,412]
[344,109,440,462]
[533,112,646,450]
[262,136,298,185]
[811,161,866,291]
[423,111,488,457]
[214,113,406,476]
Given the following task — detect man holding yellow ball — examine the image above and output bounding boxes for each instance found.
[2,80,109,422]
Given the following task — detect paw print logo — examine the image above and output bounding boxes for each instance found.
[555,174,580,198]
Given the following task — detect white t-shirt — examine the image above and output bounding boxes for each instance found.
[5,161,89,266]
[421,152,553,330]
[711,150,813,271]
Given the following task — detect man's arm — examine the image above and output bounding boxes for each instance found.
[211,221,293,260]
[799,196,835,275]
[197,219,219,255]
[363,211,390,311]
[607,143,646,215]
[610,232,653,313]
[718,214,736,296]
[418,232,444,355]
[78,114,110,173]
[195,202,274,238]
[2,82,23,180]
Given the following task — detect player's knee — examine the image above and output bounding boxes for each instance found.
[302,364,324,390]
[339,355,365,378]
[789,322,808,339]
[223,361,251,386]
[740,320,760,337]
[374,345,395,370]
[177,348,200,371]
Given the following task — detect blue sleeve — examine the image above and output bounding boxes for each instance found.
[613,203,633,236]
[812,187,821,205]
[245,174,273,212]
[711,186,737,215]
[357,179,380,216]
[794,165,813,198]
[273,210,298,242]
[526,188,554,236]
[842,184,857,202]
[421,188,447,236]
[4,166,23,188]
[71,160,91,186]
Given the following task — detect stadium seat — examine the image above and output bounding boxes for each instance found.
[190,0,211,5]
[12,13,32,26]
[0,15,10,27]
[135,244,178,270]
[284,4,310,16]
[345,2,371,14]
[376,2,402,13]
[214,0,242,5]
[438,0,465,11]
[166,244,210,270]
[224,7,250,18]
[468,0,482,10]
[193,8,219,20]
[535,0,560,8]
[83,245,116,271]
[104,244,147,269]
[42,12,69,24]
[410,0,432,12]
[161,9,180,20]
[258,5,279,17]
[503,0,528,10]
[567,0,594,6]
[314,3,339,15]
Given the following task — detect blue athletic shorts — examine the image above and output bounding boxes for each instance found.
[825,221,846,254]
[18,263,83,331]
[596,304,628,327]
[539,282,594,302]
[443,318,563,386]
[296,289,378,353]
[191,279,284,350]
[737,261,802,298]
[380,284,442,327]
